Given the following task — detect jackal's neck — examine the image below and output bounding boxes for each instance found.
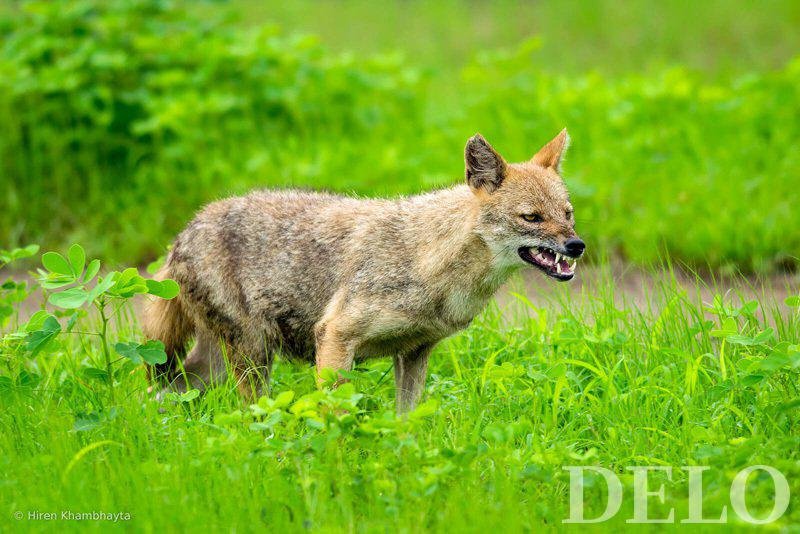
[413,185,514,293]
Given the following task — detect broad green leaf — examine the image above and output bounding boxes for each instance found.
[114,267,139,287]
[42,251,73,276]
[39,274,75,290]
[137,340,168,365]
[169,389,200,403]
[741,374,765,387]
[25,315,61,356]
[24,310,52,332]
[710,317,738,338]
[110,268,148,297]
[83,259,100,283]
[785,296,800,307]
[215,410,244,426]
[753,328,775,344]
[114,342,141,364]
[146,255,166,275]
[273,390,295,409]
[81,367,111,383]
[0,244,39,266]
[67,244,85,278]
[725,334,755,346]
[146,279,180,299]
[19,244,39,258]
[48,287,90,309]
[114,340,167,365]
[758,351,791,372]
[87,273,117,302]
[250,411,282,431]
[408,398,439,421]
[786,346,800,369]
[739,300,759,316]
[73,413,102,432]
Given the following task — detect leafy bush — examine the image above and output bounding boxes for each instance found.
[0,0,419,260]
[1,1,799,273]
[460,43,800,272]
[1,242,177,409]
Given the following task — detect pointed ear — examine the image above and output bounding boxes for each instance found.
[465,133,507,194]
[532,128,570,172]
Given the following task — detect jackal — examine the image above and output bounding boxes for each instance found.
[143,130,585,412]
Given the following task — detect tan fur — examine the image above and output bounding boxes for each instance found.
[143,131,583,411]
[142,268,193,381]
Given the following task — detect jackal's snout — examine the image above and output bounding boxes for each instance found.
[564,237,585,258]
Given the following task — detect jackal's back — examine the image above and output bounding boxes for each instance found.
[165,190,382,360]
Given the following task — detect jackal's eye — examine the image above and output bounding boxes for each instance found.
[565,210,573,220]
[521,213,544,223]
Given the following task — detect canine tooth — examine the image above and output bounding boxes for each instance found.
[555,252,562,263]
[556,263,562,274]
[570,261,577,270]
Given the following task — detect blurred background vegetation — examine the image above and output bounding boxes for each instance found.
[1,0,799,272]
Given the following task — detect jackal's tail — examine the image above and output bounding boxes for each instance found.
[142,266,193,382]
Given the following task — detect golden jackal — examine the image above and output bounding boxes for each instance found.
[143,130,585,411]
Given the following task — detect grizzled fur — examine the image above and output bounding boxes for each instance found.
[143,130,582,412]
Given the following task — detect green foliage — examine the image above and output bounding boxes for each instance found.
[1,243,179,404]
[462,49,800,271]
[1,257,799,529]
[0,244,39,268]
[114,339,167,365]
[0,0,419,261]
[23,312,61,357]
[0,245,39,329]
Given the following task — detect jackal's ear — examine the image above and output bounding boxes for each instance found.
[532,128,570,172]
[465,134,507,194]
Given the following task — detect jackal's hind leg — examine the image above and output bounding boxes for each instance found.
[156,330,226,400]
[394,344,432,414]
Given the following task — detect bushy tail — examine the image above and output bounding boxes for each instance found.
[142,267,193,382]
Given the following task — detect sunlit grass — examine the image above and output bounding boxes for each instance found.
[1,261,798,531]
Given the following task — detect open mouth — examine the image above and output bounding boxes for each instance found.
[518,246,578,281]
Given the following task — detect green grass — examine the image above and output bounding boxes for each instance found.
[2,257,799,531]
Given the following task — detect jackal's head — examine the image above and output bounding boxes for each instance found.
[465,129,585,281]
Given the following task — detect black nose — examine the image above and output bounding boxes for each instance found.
[565,237,585,257]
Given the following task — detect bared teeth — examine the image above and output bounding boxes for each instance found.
[555,252,562,263]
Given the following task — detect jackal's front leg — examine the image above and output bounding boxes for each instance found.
[394,344,432,414]
[314,320,356,388]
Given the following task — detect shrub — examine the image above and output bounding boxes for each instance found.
[0,0,419,260]
[461,43,800,271]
